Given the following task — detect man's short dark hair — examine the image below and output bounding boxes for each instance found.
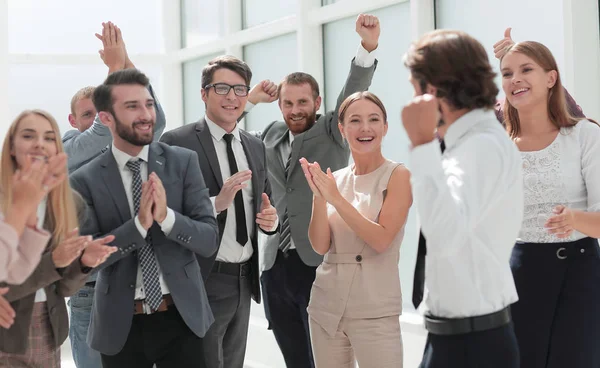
[201,55,252,88]
[92,68,150,115]
[404,30,498,110]
[277,72,320,100]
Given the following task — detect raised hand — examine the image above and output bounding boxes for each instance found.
[256,193,277,231]
[308,165,342,206]
[401,94,440,147]
[493,27,514,60]
[356,14,380,52]
[81,235,117,268]
[299,158,322,198]
[0,288,15,329]
[138,181,155,231]
[44,153,68,192]
[12,159,48,209]
[52,229,90,268]
[95,21,126,73]
[248,80,278,105]
[149,173,167,223]
[215,170,252,213]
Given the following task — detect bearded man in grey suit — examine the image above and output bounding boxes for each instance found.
[70,68,219,368]
[245,13,381,368]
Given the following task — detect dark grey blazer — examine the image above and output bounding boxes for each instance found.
[70,142,219,355]
[160,121,276,303]
[259,58,377,271]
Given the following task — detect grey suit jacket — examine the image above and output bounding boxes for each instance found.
[70,142,219,355]
[259,58,377,270]
[63,84,166,174]
[160,121,276,303]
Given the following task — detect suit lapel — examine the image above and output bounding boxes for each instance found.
[147,143,166,182]
[240,133,261,214]
[100,150,131,223]
[195,119,223,188]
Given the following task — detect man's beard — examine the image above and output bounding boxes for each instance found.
[115,115,154,147]
[285,110,318,134]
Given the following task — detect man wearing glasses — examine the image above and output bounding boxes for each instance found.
[160,55,278,368]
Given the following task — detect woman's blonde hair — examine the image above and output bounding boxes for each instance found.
[1,110,79,248]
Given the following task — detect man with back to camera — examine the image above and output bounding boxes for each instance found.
[402,29,524,368]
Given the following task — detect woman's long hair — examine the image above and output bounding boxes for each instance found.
[0,110,79,248]
[501,41,579,139]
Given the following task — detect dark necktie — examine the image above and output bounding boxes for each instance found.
[412,139,446,309]
[279,141,293,252]
[223,134,248,246]
[126,159,162,312]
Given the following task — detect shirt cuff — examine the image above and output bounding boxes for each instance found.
[269,213,279,232]
[245,101,255,112]
[158,208,175,236]
[355,43,377,68]
[409,140,444,179]
[134,216,148,239]
[210,196,219,217]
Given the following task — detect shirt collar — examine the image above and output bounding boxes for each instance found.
[205,115,241,143]
[111,143,150,170]
[288,131,295,145]
[443,109,497,151]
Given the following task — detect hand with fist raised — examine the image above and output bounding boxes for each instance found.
[356,14,380,53]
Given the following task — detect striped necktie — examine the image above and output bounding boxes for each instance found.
[126,159,163,312]
[279,142,293,252]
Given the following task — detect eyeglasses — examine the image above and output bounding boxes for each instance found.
[204,83,251,97]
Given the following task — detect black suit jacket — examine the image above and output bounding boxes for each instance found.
[160,119,276,303]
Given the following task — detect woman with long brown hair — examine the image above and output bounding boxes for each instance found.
[0,110,117,367]
[500,41,600,367]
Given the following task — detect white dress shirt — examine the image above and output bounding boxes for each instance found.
[206,118,256,263]
[34,198,48,302]
[519,119,600,243]
[111,144,175,300]
[410,109,523,318]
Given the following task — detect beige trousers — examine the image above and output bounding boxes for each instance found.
[309,315,403,368]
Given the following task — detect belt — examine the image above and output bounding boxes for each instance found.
[323,253,365,264]
[424,306,511,335]
[211,260,252,277]
[133,294,174,315]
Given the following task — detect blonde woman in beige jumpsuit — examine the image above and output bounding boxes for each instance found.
[299,91,412,368]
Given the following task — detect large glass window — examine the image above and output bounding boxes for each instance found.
[243,0,296,29]
[435,0,566,99]
[242,33,297,132]
[8,63,162,135]
[8,0,162,54]
[323,2,417,308]
[180,0,225,48]
[182,53,223,124]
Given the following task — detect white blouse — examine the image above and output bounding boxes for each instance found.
[520,120,600,243]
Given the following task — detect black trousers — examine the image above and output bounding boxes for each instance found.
[261,250,317,368]
[419,322,519,368]
[510,237,600,368]
[100,306,203,368]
